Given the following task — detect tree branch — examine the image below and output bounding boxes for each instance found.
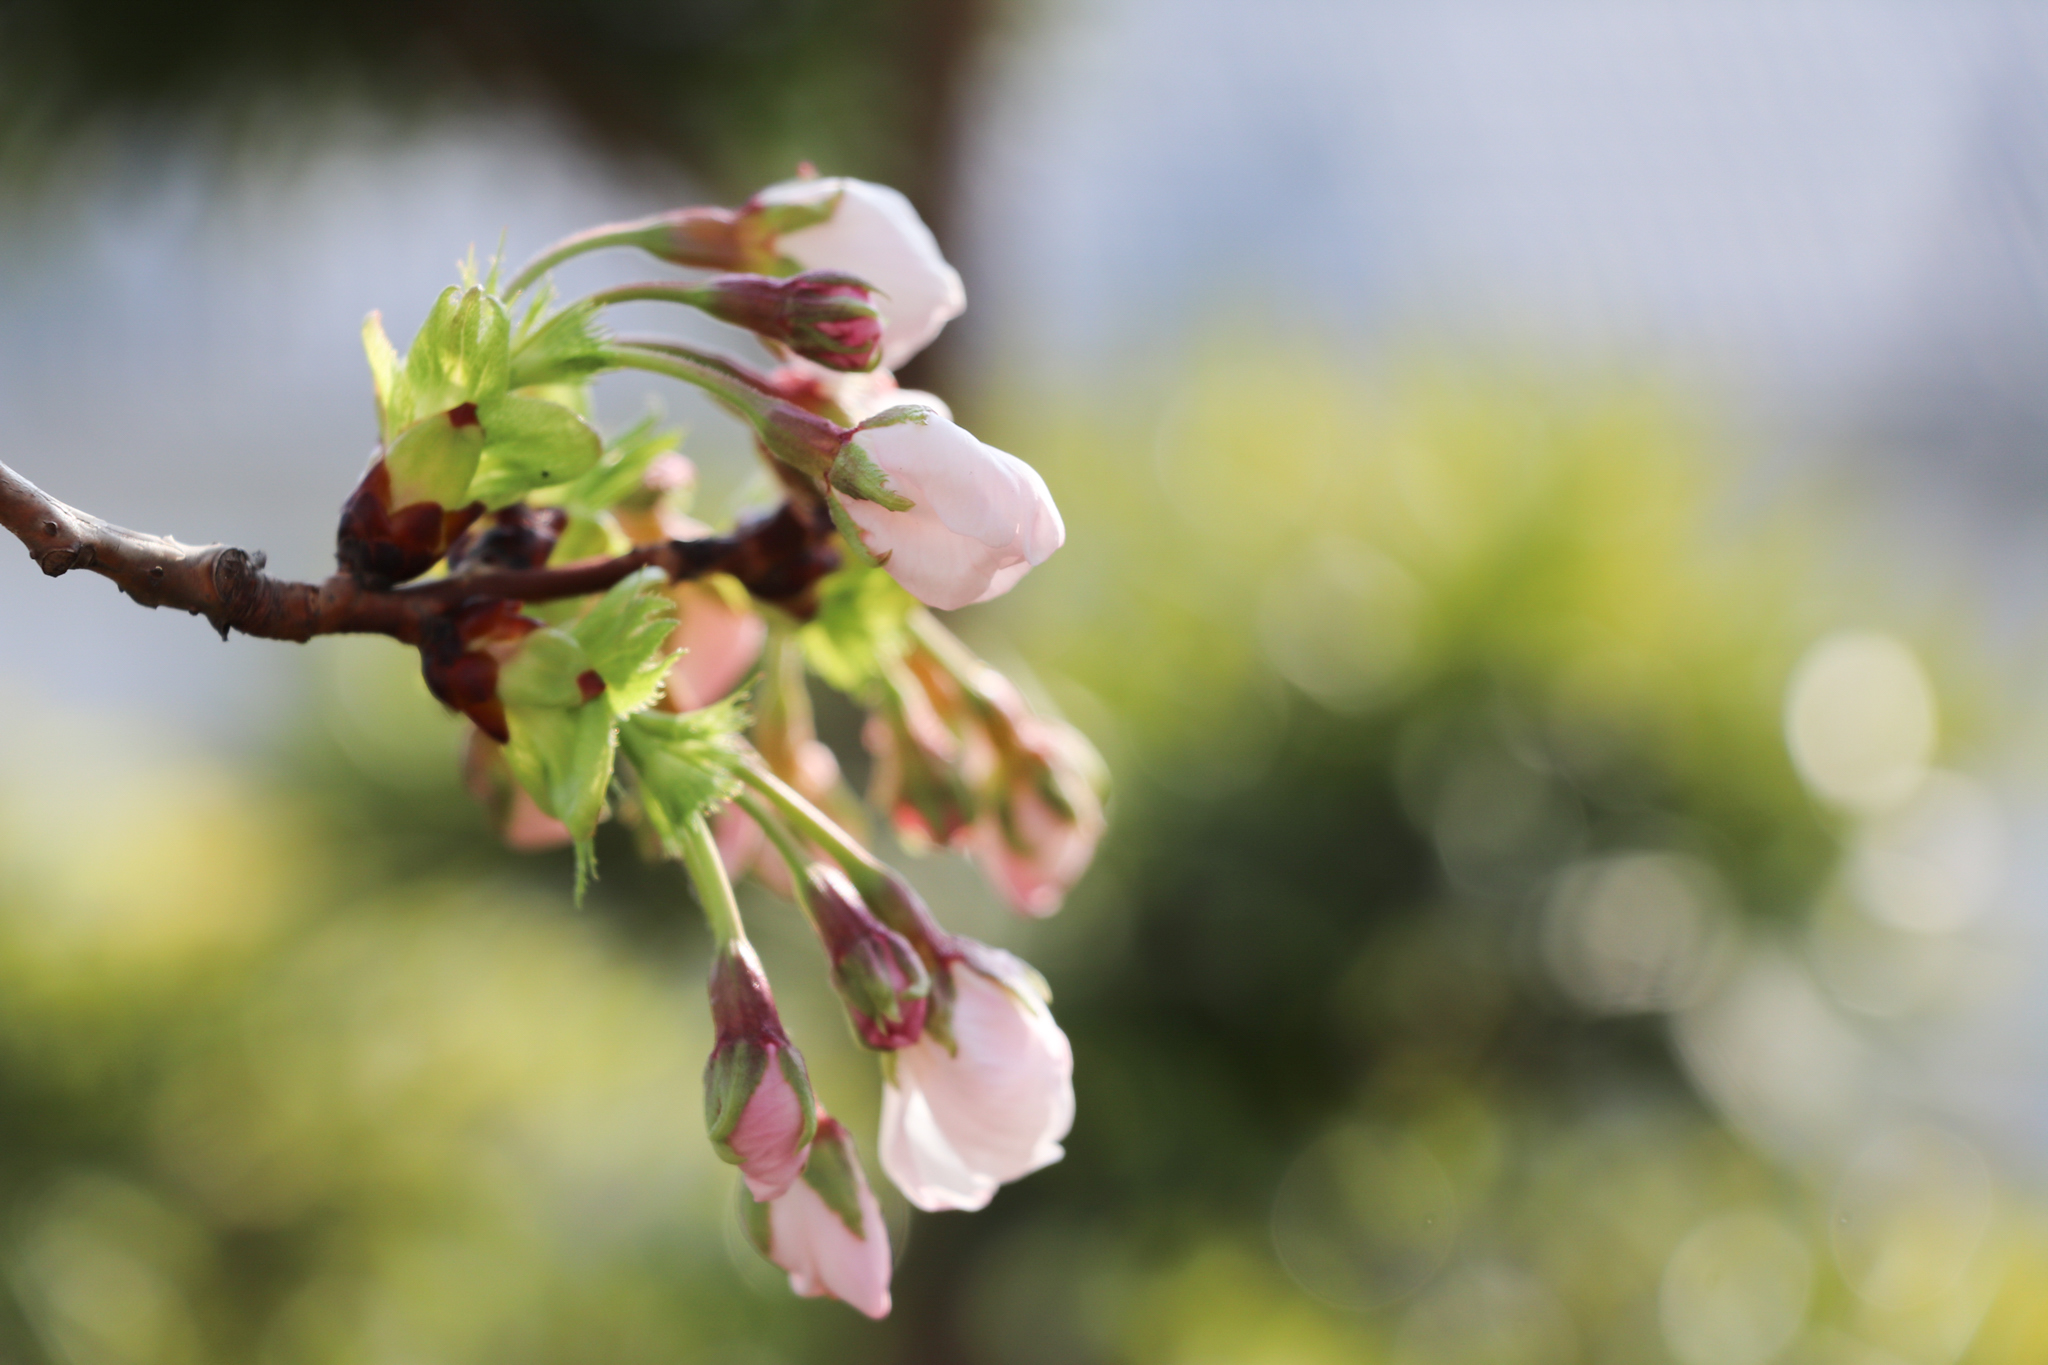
[0,460,839,645]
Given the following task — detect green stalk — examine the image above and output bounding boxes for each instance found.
[677,810,748,947]
[503,221,668,302]
[734,759,890,901]
[731,788,821,930]
[605,344,842,479]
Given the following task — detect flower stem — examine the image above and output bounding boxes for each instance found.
[731,788,821,927]
[605,344,842,479]
[503,222,667,302]
[677,810,748,947]
[734,758,890,900]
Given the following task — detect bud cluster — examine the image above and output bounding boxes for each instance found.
[866,615,1109,917]
[309,171,1096,1318]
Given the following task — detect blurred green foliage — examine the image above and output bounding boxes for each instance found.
[0,354,2039,1363]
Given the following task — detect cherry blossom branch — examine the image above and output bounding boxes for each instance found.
[0,459,839,645]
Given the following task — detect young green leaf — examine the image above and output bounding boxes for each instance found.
[510,300,610,391]
[362,312,401,439]
[572,567,678,718]
[617,700,749,851]
[394,286,512,427]
[547,416,687,516]
[496,626,600,710]
[466,395,605,509]
[797,563,917,693]
[503,700,618,846]
[383,406,488,511]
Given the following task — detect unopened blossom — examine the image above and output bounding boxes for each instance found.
[968,715,1107,918]
[671,272,886,372]
[753,176,965,368]
[746,1114,892,1318]
[879,939,1074,1212]
[705,941,818,1201]
[830,408,1064,612]
[863,669,978,849]
[797,863,930,1049]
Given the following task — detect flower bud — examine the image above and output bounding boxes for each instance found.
[828,407,1065,611]
[797,863,930,1049]
[863,671,976,849]
[705,940,818,1202]
[609,453,701,546]
[749,176,966,369]
[879,939,1074,1212]
[967,716,1107,918]
[741,1113,892,1319]
[688,272,885,373]
[904,624,1108,917]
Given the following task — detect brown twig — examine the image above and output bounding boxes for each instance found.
[0,460,839,645]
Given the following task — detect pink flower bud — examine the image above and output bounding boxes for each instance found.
[830,409,1065,612]
[800,864,930,1049]
[744,1114,892,1319]
[968,717,1107,918]
[862,676,976,850]
[662,581,767,711]
[687,272,885,373]
[879,941,1074,1212]
[705,942,818,1202]
[751,176,965,369]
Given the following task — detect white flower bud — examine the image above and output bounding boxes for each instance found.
[831,409,1064,612]
[753,177,966,368]
[879,944,1074,1212]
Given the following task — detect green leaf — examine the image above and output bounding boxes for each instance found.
[738,1185,773,1256]
[502,701,617,846]
[618,700,749,850]
[383,406,487,510]
[571,567,677,718]
[548,512,627,566]
[798,563,916,693]
[466,395,604,509]
[495,626,599,709]
[510,300,611,390]
[547,416,687,516]
[392,286,512,427]
[362,312,401,439]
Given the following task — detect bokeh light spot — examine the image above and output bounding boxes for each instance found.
[1832,1126,1993,1311]
[1542,851,1733,1014]
[1271,1125,1459,1311]
[1850,771,2004,935]
[1785,633,1936,812]
[1660,1208,1813,1365]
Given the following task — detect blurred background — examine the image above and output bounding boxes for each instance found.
[3,1,2048,1361]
